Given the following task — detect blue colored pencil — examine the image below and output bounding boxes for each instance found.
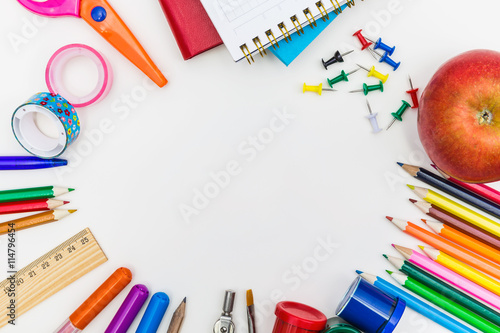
[357,271,476,333]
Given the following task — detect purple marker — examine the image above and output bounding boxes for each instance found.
[105,284,149,333]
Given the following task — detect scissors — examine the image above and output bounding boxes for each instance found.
[17,0,167,88]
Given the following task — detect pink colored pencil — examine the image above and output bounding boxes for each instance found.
[393,244,500,311]
[433,165,500,206]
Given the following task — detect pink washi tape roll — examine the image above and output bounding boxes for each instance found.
[46,44,113,108]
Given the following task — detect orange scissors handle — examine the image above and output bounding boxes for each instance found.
[80,0,167,87]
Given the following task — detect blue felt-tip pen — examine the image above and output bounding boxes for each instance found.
[136,292,170,333]
[0,156,67,170]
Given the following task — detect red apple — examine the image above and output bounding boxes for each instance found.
[418,49,500,183]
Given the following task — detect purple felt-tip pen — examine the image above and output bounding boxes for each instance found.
[105,284,149,333]
[0,156,67,170]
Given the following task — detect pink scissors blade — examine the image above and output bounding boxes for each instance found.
[17,0,80,17]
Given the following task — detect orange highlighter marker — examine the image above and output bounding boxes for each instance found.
[55,267,132,333]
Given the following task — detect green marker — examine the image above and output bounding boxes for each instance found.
[349,81,384,96]
[388,271,500,333]
[0,186,74,203]
[384,255,500,327]
[326,68,360,88]
[387,100,411,130]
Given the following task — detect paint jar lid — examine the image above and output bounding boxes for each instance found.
[275,301,327,331]
[336,277,406,333]
[322,317,361,333]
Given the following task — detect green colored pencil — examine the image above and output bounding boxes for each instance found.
[384,255,500,326]
[388,271,500,333]
[0,186,74,203]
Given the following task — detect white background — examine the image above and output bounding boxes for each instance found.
[0,0,499,332]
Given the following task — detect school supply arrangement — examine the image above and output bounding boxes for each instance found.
[361,162,500,332]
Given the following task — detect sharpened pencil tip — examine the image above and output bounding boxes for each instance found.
[386,216,393,221]
[396,162,403,167]
[391,243,396,248]
[183,297,186,303]
[409,198,417,203]
[68,210,77,214]
[68,188,75,192]
[421,219,427,223]
[63,201,70,205]
[407,184,415,190]
[418,245,425,250]
[430,164,437,169]
[386,270,393,275]
[356,270,363,274]
[382,254,388,259]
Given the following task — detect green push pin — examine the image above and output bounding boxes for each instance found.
[349,80,384,95]
[386,100,412,130]
[326,68,360,88]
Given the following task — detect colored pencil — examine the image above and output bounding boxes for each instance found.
[166,297,186,333]
[400,163,500,219]
[389,271,500,332]
[391,271,499,331]
[0,210,76,235]
[421,246,500,297]
[433,164,500,207]
[386,216,500,279]
[409,184,500,238]
[411,199,500,251]
[357,271,477,333]
[393,244,500,311]
[0,199,69,215]
[384,254,500,326]
[424,219,500,264]
[0,186,74,203]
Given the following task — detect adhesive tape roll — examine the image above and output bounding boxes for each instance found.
[12,92,80,158]
[46,44,113,108]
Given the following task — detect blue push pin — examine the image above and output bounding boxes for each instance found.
[369,49,401,71]
[366,37,395,56]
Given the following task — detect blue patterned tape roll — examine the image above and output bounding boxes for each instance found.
[12,92,80,158]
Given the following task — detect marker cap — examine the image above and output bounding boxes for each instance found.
[336,277,406,333]
[136,292,170,333]
[69,267,132,330]
[105,284,149,333]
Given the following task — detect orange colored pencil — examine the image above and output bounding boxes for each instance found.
[424,220,500,265]
[386,217,500,280]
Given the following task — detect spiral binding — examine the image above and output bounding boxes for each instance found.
[240,0,362,64]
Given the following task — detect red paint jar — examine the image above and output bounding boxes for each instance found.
[272,301,327,333]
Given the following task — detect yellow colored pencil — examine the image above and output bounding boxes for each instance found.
[409,185,500,238]
[421,246,500,296]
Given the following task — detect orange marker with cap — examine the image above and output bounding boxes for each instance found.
[55,267,132,333]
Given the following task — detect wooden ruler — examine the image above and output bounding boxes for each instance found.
[0,228,107,327]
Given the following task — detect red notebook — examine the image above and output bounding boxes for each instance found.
[159,0,223,60]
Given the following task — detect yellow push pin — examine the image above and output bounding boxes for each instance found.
[302,83,336,95]
[357,64,389,83]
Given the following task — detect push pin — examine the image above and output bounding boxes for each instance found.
[322,50,353,69]
[406,75,419,108]
[353,29,372,50]
[356,64,389,83]
[365,99,382,133]
[327,68,360,87]
[366,37,395,56]
[303,83,336,95]
[349,81,384,96]
[369,48,400,71]
[387,100,411,130]
[213,290,235,333]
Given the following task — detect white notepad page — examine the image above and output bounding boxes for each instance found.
[200,0,351,62]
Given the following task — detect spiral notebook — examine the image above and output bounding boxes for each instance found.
[199,0,360,63]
